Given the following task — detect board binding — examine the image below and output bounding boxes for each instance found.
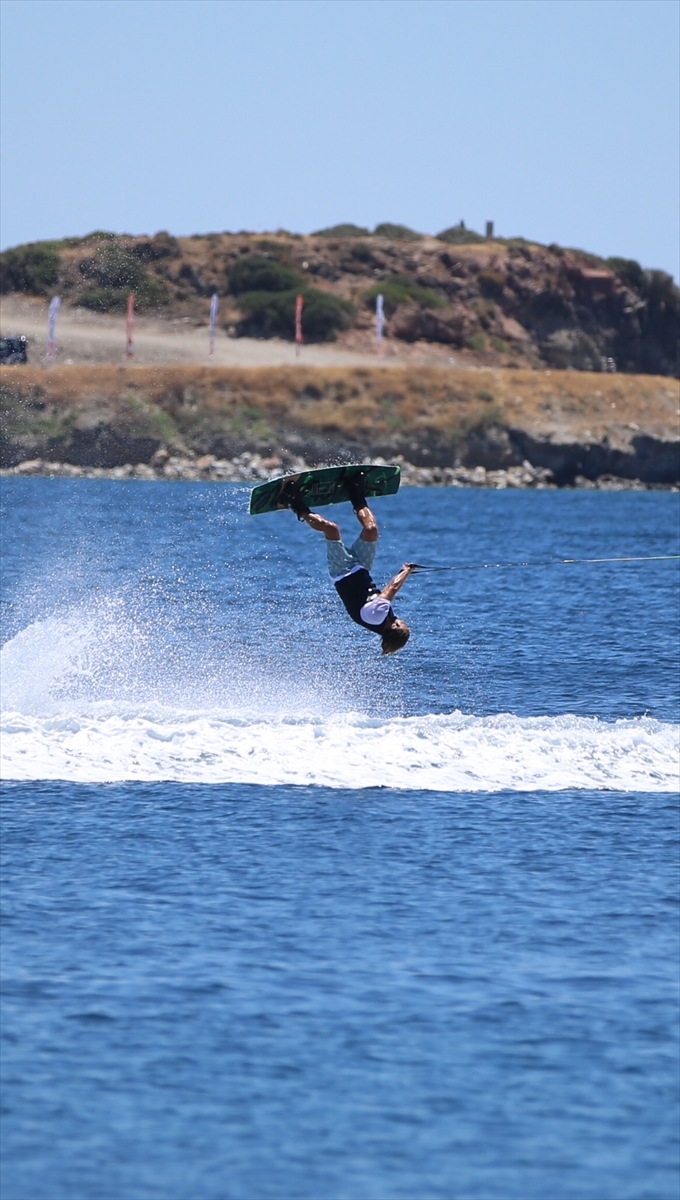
[249,463,401,516]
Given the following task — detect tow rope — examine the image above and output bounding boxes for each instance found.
[411,554,680,573]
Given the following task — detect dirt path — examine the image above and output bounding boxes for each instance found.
[1,296,458,369]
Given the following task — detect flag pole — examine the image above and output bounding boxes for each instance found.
[126,294,135,359]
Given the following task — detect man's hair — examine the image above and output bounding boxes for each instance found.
[381,625,410,656]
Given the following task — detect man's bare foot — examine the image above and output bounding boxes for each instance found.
[280,479,311,520]
[346,471,367,512]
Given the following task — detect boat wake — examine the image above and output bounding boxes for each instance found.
[2,612,678,791]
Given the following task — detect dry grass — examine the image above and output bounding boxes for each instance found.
[1,364,678,448]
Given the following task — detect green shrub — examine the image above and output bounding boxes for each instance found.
[362,274,446,316]
[228,253,354,338]
[228,254,301,295]
[312,223,370,238]
[0,242,61,294]
[132,231,181,260]
[81,230,118,243]
[76,287,130,312]
[255,239,293,255]
[233,287,295,337]
[373,223,422,241]
[79,243,148,290]
[607,257,644,289]
[236,287,353,341]
[436,223,484,245]
[348,242,374,264]
[467,333,486,351]
[644,269,679,310]
[74,241,169,310]
[301,290,354,340]
[477,389,495,401]
[77,279,169,312]
[489,336,508,353]
[131,277,170,309]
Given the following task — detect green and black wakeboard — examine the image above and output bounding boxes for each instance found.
[249,463,401,516]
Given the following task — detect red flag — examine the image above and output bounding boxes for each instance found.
[295,294,304,355]
[126,294,135,359]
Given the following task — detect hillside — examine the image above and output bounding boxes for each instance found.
[1,224,678,376]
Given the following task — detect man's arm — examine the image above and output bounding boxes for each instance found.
[379,563,417,602]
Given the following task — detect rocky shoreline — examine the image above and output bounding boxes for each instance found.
[2,450,675,490]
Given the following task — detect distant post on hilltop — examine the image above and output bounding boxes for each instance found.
[126,294,135,359]
[295,294,304,357]
[485,221,494,239]
[209,293,219,359]
[376,293,385,356]
[46,296,60,361]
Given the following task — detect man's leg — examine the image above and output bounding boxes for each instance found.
[296,505,373,545]
[349,505,379,574]
[301,512,341,540]
[299,512,359,580]
[346,472,378,542]
[300,509,375,580]
[354,503,378,542]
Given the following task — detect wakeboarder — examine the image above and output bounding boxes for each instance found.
[282,473,415,655]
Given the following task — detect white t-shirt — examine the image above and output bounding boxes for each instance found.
[359,595,391,626]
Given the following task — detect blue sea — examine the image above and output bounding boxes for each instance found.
[1,479,679,1200]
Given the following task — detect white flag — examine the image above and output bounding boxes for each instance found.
[47,296,60,360]
[209,293,219,359]
[376,294,385,355]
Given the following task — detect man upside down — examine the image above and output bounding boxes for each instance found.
[283,473,415,655]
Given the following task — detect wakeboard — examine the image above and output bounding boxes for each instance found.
[249,463,401,516]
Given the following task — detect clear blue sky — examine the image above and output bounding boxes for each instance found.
[1,0,678,276]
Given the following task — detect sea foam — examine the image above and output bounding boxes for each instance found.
[2,614,677,792]
[1,704,677,791]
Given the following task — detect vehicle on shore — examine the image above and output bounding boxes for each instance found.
[0,335,28,364]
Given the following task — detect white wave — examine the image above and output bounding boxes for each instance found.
[1,705,677,791]
[1,611,99,713]
[2,613,678,791]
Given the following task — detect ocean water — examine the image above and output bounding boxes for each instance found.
[1,479,679,1200]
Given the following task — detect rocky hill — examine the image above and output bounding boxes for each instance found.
[2,224,678,376]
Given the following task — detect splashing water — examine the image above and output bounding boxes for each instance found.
[0,602,152,714]
[2,609,677,791]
